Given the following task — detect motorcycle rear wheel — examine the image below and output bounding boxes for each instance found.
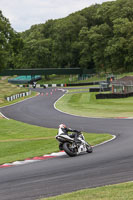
[63,142,77,157]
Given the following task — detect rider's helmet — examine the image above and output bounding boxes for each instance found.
[59,124,66,129]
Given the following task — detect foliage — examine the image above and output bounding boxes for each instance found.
[1,0,133,73]
[0,11,23,71]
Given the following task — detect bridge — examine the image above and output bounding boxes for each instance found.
[0,68,92,76]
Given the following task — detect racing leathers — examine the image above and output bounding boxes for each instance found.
[58,127,81,144]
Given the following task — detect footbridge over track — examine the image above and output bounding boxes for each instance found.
[0,68,93,76]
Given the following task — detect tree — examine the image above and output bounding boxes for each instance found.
[0,10,24,71]
[0,11,13,71]
[105,18,133,73]
[16,38,52,69]
[52,14,87,68]
[86,23,112,73]
[78,27,93,69]
[11,0,133,73]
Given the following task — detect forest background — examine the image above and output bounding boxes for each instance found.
[0,0,133,74]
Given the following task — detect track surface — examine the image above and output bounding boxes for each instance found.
[0,88,133,200]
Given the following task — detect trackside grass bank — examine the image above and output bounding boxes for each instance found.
[0,78,36,107]
[41,182,133,200]
[55,92,133,118]
[0,118,112,164]
[37,74,106,85]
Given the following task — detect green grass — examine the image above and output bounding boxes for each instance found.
[67,88,90,93]
[0,77,37,107]
[66,86,99,93]
[0,92,37,107]
[38,75,74,84]
[117,72,133,79]
[0,118,112,164]
[55,92,133,118]
[41,182,133,200]
[37,74,106,84]
[37,72,133,85]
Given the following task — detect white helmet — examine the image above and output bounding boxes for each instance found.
[59,124,66,129]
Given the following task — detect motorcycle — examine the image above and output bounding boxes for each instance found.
[56,131,93,157]
[32,82,36,88]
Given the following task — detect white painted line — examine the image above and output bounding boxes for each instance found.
[50,152,66,156]
[2,163,14,166]
[54,93,105,119]
[93,135,116,147]
[24,160,39,164]
[0,112,10,120]
[0,93,40,109]
[54,93,133,120]
[13,160,39,165]
[12,161,27,165]
[43,154,52,157]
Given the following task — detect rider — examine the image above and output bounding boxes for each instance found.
[58,124,81,144]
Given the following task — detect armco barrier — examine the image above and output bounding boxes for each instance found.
[18,84,62,88]
[96,92,133,99]
[18,82,100,88]
[6,91,31,101]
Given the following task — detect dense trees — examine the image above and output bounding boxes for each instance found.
[0,10,13,71]
[1,0,133,73]
[0,11,23,72]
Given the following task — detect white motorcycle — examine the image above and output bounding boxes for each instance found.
[56,131,93,157]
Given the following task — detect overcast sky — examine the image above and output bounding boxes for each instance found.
[1,0,115,32]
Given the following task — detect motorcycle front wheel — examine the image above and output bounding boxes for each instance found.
[63,142,77,157]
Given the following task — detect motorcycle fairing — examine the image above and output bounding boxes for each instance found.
[56,134,74,142]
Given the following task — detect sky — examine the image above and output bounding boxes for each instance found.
[0,0,115,32]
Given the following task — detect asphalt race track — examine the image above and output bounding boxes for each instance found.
[0,88,133,200]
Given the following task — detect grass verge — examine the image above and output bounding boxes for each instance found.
[0,118,112,164]
[37,75,106,84]
[41,182,133,200]
[0,77,37,107]
[55,92,133,118]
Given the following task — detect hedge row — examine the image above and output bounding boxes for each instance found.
[66,82,99,87]
[96,92,133,99]
[90,88,111,92]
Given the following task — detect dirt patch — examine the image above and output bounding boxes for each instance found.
[1,76,9,80]
[0,113,4,118]
[0,99,4,103]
